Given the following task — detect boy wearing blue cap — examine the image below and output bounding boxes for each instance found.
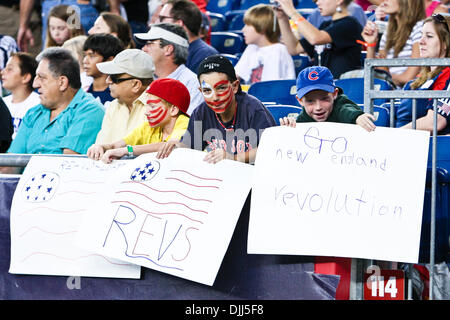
[280,66,376,132]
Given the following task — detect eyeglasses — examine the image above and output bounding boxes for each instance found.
[432,13,450,31]
[158,15,174,23]
[109,74,138,84]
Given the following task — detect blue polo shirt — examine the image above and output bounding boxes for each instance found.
[8,89,105,155]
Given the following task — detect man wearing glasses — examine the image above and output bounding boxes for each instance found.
[135,22,205,115]
[92,48,155,145]
[4,47,104,173]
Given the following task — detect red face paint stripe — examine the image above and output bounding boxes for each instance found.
[216,87,231,97]
[147,106,168,127]
[149,107,165,117]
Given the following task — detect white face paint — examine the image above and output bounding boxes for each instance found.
[201,80,214,99]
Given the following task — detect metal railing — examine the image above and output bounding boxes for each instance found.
[0,153,87,167]
[358,57,450,301]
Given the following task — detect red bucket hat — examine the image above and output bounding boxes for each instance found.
[146,78,191,115]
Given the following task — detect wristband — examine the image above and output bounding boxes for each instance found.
[291,14,305,25]
[127,145,133,157]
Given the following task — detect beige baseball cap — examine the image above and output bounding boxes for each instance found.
[96,49,155,79]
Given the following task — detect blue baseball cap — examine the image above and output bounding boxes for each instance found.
[296,66,336,99]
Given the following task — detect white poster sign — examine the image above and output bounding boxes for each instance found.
[248,123,429,263]
[77,148,253,286]
[9,156,141,278]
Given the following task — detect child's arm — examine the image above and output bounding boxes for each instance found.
[101,142,168,164]
[277,0,332,46]
[156,140,188,159]
[274,4,305,55]
[280,116,297,127]
[401,109,448,133]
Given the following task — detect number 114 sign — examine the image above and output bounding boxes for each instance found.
[364,269,405,300]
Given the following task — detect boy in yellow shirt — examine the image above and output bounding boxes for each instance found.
[87,78,190,163]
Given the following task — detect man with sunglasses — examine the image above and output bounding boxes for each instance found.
[91,48,155,145]
[157,54,277,164]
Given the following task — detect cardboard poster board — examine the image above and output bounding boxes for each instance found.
[9,156,141,278]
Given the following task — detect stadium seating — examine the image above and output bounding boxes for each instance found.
[206,0,235,15]
[221,53,239,66]
[421,136,450,263]
[239,0,271,10]
[295,0,317,9]
[335,77,394,106]
[265,104,303,125]
[357,104,391,127]
[224,10,246,31]
[210,31,246,54]
[248,79,300,106]
[227,11,245,31]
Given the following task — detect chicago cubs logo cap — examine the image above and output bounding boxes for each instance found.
[296,66,336,99]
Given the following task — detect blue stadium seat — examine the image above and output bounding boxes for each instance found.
[335,77,394,105]
[206,0,235,15]
[224,10,246,31]
[210,31,245,54]
[295,0,317,9]
[372,105,390,127]
[292,54,311,76]
[228,12,245,31]
[266,105,303,125]
[248,79,300,106]
[207,12,227,32]
[296,8,315,19]
[221,53,239,66]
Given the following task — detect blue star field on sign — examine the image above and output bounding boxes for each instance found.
[22,171,60,202]
[130,160,160,182]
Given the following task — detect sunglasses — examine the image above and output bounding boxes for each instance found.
[109,74,138,84]
[432,13,450,31]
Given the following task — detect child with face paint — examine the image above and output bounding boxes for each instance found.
[157,54,277,164]
[87,78,190,163]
